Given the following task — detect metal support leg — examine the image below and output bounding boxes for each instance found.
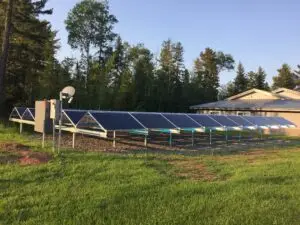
[72,132,76,149]
[42,132,45,148]
[209,129,212,145]
[20,123,23,134]
[113,131,116,148]
[225,129,228,144]
[239,131,242,142]
[52,119,55,152]
[169,133,172,147]
[192,131,194,147]
[144,135,147,147]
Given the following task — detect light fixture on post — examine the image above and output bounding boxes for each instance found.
[58,86,75,153]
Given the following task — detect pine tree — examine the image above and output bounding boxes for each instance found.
[273,64,295,89]
[193,48,235,102]
[233,62,248,94]
[247,67,268,90]
[0,0,14,110]
[0,0,55,112]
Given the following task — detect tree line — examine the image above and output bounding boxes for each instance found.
[1,0,299,116]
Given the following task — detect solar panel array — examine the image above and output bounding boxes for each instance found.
[10,107,296,132]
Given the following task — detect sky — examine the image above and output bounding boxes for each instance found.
[43,0,300,85]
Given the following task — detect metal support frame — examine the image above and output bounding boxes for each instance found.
[72,132,76,149]
[169,132,172,147]
[113,131,116,148]
[192,130,194,146]
[225,128,228,144]
[42,132,45,148]
[144,135,147,147]
[52,119,55,152]
[239,130,242,142]
[209,129,212,145]
[58,94,63,153]
[19,123,23,134]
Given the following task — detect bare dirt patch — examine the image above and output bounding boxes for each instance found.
[0,142,52,165]
[168,159,217,181]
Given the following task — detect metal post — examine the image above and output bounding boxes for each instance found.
[144,135,147,147]
[192,130,194,147]
[19,123,23,134]
[58,93,63,153]
[169,132,172,147]
[72,132,76,149]
[209,129,212,145]
[52,119,55,152]
[225,128,228,144]
[239,130,242,142]
[113,131,116,148]
[42,132,45,148]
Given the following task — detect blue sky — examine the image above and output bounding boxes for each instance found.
[43,0,300,84]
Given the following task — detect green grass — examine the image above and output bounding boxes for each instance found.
[1,124,300,224]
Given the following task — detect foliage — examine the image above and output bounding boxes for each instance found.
[273,64,296,89]
[232,62,248,94]
[2,0,300,115]
[193,48,235,102]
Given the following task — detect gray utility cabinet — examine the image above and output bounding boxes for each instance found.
[34,100,53,134]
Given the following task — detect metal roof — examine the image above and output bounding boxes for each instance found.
[190,99,300,111]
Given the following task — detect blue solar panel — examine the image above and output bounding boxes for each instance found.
[22,109,34,121]
[208,115,239,127]
[90,112,145,131]
[16,107,26,116]
[131,113,177,129]
[271,117,295,126]
[28,108,35,118]
[243,116,270,126]
[187,114,222,127]
[162,113,202,128]
[64,110,86,125]
[262,117,281,126]
[226,116,254,127]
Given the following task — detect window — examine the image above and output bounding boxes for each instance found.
[236,111,251,116]
[209,111,221,115]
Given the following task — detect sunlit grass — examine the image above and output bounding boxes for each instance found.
[1,124,300,225]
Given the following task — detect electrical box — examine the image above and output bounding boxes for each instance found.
[34,100,53,133]
[50,99,61,121]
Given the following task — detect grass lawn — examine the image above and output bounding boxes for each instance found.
[1,125,300,225]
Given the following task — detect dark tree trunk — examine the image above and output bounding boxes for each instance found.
[0,0,14,112]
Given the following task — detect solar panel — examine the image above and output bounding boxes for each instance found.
[131,113,177,129]
[261,117,281,126]
[243,116,270,126]
[271,117,295,126]
[162,113,202,128]
[22,108,34,121]
[64,110,87,125]
[90,112,145,131]
[208,115,239,127]
[28,108,35,118]
[187,114,222,127]
[226,115,254,127]
[16,107,26,116]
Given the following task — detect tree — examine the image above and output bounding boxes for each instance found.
[65,0,118,81]
[0,0,14,110]
[193,48,234,102]
[247,67,269,90]
[0,0,55,113]
[155,39,186,112]
[233,62,248,94]
[273,64,295,89]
